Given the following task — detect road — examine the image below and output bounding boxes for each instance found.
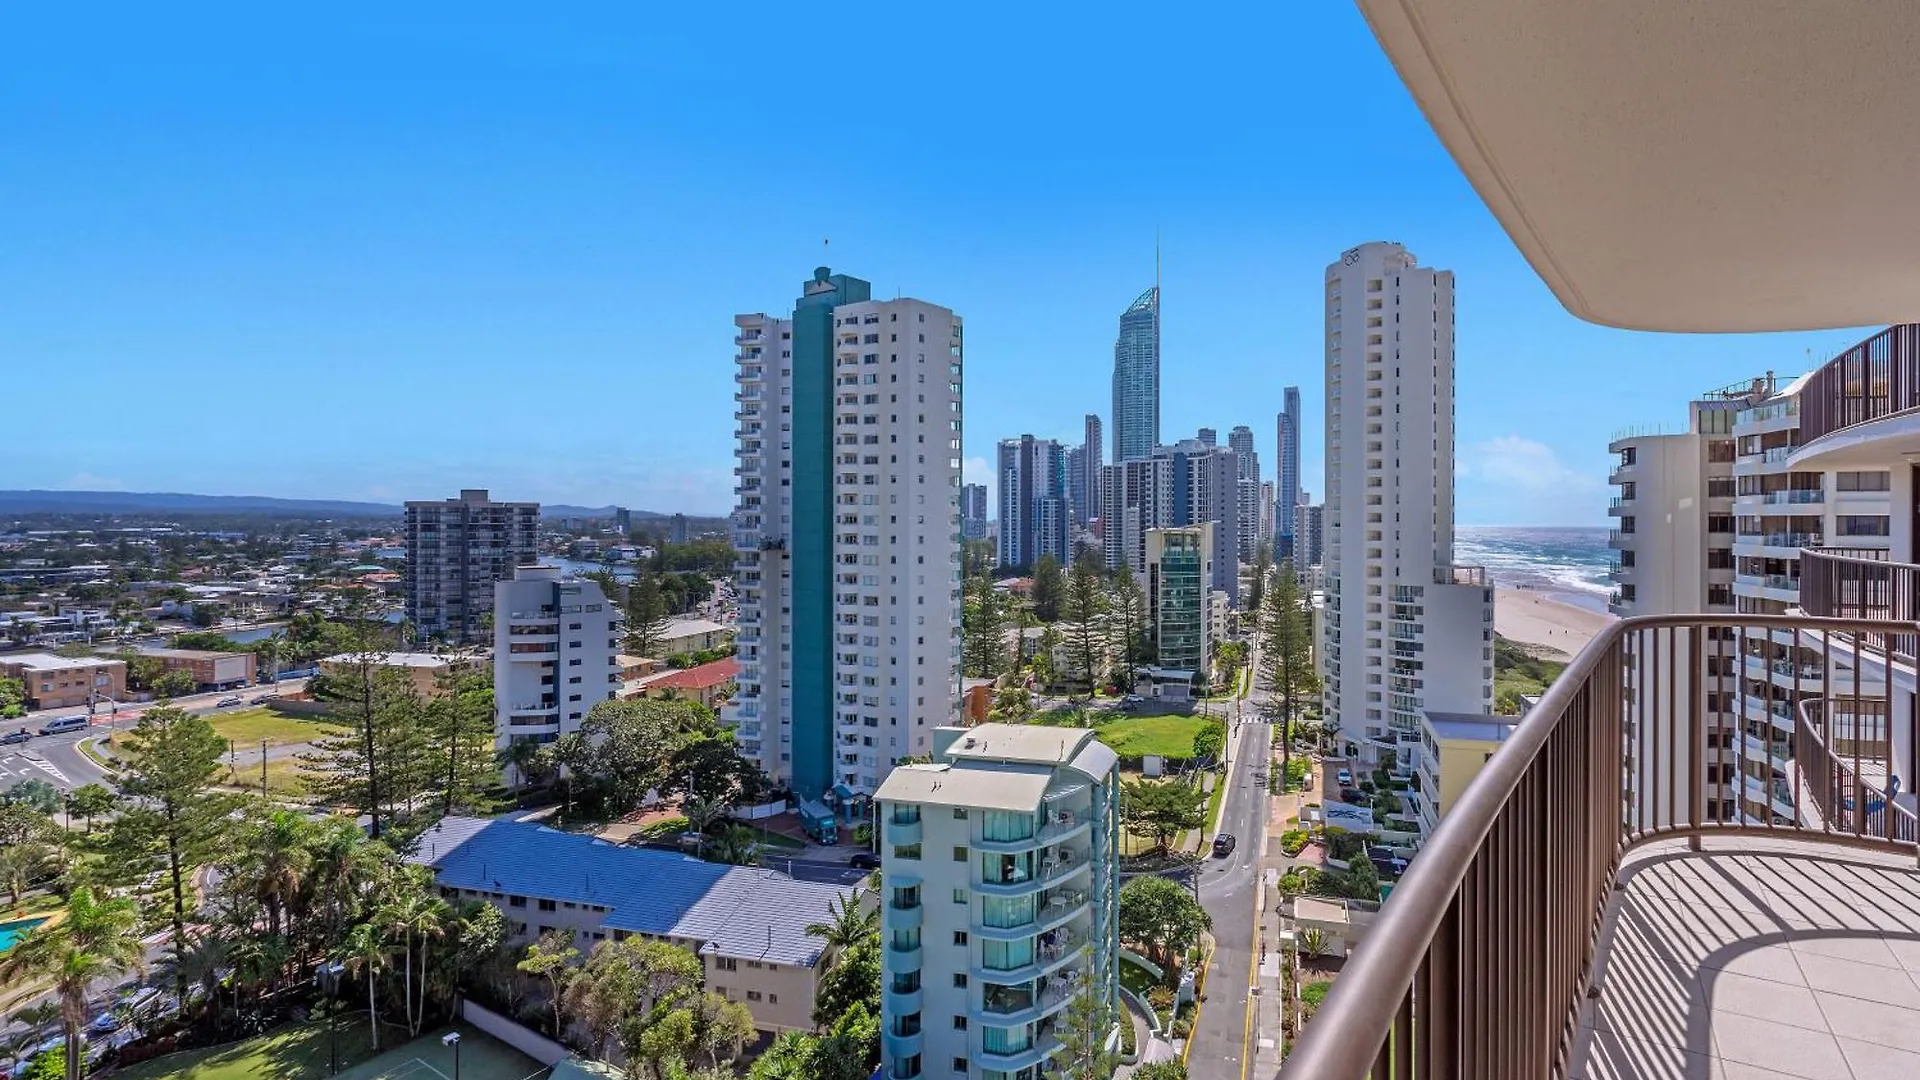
[771,856,875,887]
[6,681,312,795]
[1187,714,1272,1080]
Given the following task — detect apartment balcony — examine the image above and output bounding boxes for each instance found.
[1608,529,1634,549]
[975,1035,1062,1074]
[884,986,922,1017]
[1285,613,1920,1080]
[1732,531,1822,556]
[885,898,923,931]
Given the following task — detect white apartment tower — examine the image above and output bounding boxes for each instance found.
[493,565,623,749]
[728,268,964,803]
[404,489,540,644]
[1321,242,1492,763]
[875,724,1121,1080]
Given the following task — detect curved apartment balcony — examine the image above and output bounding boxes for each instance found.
[978,980,1073,1027]
[973,849,1091,899]
[1792,402,1920,472]
[885,899,922,931]
[884,986,922,1016]
[970,928,1089,985]
[977,1036,1063,1073]
[972,883,1092,943]
[886,818,923,846]
[1284,613,1920,1080]
[886,942,921,970]
[882,1030,922,1061]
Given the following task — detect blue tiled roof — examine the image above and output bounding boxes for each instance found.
[408,816,849,968]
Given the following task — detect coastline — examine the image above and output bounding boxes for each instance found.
[1494,586,1617,660]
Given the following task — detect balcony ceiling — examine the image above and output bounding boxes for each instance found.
[1355,0,1920,332]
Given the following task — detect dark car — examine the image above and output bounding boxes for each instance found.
[1340,787,1369,805]
[0,729,30,746]
[249,693,277,705]
[849,853,881,870]
[1212,833,1237,858]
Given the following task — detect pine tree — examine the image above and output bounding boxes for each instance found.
[1062,561,1109,698]
[1257,559,1321,788]
[1107,571,1149,691]
[108,706,241,1002]
[626,572,673,658]
[960,576,1009,679]
[1049,973,1119,1080]
[1030,555,1065,622]
[303,651,424,839]
[429,662,500,817]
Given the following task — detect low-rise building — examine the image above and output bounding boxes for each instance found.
[131,647,256,691]
[622,657,740,710]
[407,816,856,1035]
[1407,711,1516,840]
[0,653,126,709]
[656,618,732,658]
[317,651,467,698]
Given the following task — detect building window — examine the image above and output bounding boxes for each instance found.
[716,957,738,972]
[893,844,922,860]
[952,931,968,946]
[953,974,967,989]
[952,888,967,904]
[746,990,763,1002]
[953,1016,968,1030]
[538,898,556,912]
[952,846,967,862]
[507,896,526,908]
[952,807,968,820]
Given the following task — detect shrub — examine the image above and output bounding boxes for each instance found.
[1279,829,1309,856]
[1147,985,1176,1012]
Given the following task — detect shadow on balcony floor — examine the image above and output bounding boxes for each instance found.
[1572,837,1920,1080]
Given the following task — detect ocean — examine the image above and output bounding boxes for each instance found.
[1456,526,1614,614]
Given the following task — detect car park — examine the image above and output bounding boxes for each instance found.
[1212,833,1237,857]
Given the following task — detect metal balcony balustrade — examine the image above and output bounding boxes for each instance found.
[1285,614,1920,1080]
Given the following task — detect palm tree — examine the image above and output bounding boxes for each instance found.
[496,739,542,794]
[749,1031,816,1080]
[0,888,143,1079]
[804,890,878,966]
[244,809,315,939]
[337,923,390,1052]
[171,931,229,1028]
[378,873,448,1037]
[308,817,378,947]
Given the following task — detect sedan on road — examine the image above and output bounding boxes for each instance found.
[0,730,31,746]
[848,852,880,870]
[1212,833,1237,858]
[215,696,243,707]
[248,693,277,705]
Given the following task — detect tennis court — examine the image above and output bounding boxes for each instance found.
[334,1023,548,1080]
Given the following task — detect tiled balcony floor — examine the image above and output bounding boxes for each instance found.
[1572,837,1920,1079]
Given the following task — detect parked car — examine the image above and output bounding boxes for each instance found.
[0,729,31,746]
[249,693,277,705]
[1119,695,1145,710]
[849,852,880,870]
[1335,768,1353,786]
[215,696,243,707]
[37,715,88,736]
[1212,833,1237,858]
[1340,787,1369,805]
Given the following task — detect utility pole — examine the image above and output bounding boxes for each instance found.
[261,737,269,799]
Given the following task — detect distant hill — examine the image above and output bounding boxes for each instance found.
[0,490,705,522]
[0,490,401,517]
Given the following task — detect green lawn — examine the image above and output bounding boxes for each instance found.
[1119,954,1161,995]
[219,756,319,797]
[114,1019,540,1080]
[204,707,347,748]
[1095,715,1218,759]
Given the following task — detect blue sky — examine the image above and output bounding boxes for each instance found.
[2,4,1874,524]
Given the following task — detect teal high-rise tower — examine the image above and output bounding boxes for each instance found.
[728,268,965,804]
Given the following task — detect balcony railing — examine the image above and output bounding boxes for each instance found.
[1284,614,1920,1079]
[1799,546,1920,659]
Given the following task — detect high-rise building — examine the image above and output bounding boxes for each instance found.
[1277,386,1302,560]
[996,435,1070,570]
[1227,425,1262,557]
[1294,500,1325,569]
[404,489,540,644]
[961,483,990,541]
[1098,439,1241,603]
[727,267,964,801]
[1064,445,1089,525]
[1321,243,1491,761]
[1111,288,1160,463]
[614,507,632,533]
[875,724,1121,1080]
[493,565,623,750]
[670,513,689,544]
[1259,481,1276,549]
[1082,414,1103,525]
[1145,524,1214,684]
[1196,427,1217,447]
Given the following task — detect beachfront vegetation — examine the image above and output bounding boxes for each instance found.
[1493,635,1568,714]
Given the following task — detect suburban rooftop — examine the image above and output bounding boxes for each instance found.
[1423,710,1519,745]
[0,652,122,671]
[406,816,853,968]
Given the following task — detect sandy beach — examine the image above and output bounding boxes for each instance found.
[1494,587,1617,660]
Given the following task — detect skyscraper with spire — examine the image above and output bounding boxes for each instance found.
[1111,250,1161,463]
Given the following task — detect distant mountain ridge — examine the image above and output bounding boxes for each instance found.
[0,490,683,520]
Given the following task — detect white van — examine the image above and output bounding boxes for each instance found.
[37,715,88,736]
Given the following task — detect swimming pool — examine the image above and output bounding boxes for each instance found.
[0,917,47,953]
